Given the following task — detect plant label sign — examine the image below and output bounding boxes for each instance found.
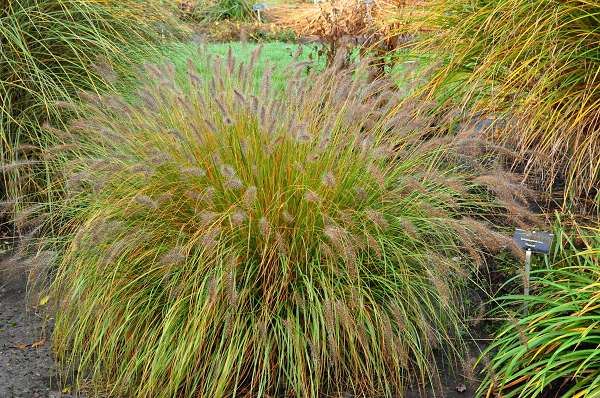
[512,229,554,254]
[252,3,267,22]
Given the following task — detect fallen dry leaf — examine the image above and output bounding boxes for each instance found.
[13,339,45,350]
[38,295,50,306]
[31,339,45,348]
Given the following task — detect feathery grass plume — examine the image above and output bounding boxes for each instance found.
[181,167,206,178]
[408,0,600,207]
[160,247,186,266]
[224,177,244,190]
[281,210,294,224]
[200,227,220,251]
[258,217,271,238]
[88,219,123,247]
[198,210,220,227]
[399,218,419,239]
[13,203,47,234]
[354,187,368,201]
[134,195,158,210]
[459,217,511,254]
[36,55,516,397]
[321,171,337,188]
[0,160,41,173]
[365,209,389,230]
[231,208,247,226]
[242,186,257,207]
[42,144,78,160]
[480,219,600,397]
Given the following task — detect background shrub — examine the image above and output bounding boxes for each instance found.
[184,0,254,22]
[31,52,518,397]
[0,0,179,204]
[410,0,600,207]
[480,220,600,397]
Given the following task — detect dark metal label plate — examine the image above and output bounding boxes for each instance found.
[513,229,554,254]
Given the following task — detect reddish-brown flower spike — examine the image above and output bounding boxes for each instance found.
[304,190,321,204]
[160,247,186,265]
[321,171,337,188]
[134,195,158,210]
[243,186,257,207]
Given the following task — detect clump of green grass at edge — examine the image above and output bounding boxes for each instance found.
[403,0,600,208]
[0,0,181,204]
[36,49,518,397]
[480,218,600,397]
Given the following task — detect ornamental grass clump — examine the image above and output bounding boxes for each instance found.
[410,0,600,207]
[39,51,513,397]
[480,222,600,397]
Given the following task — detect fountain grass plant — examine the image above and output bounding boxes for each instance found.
[0,0,180,203]
[33,50,519,397]
[480,220,600,397]
[407,0,600,207]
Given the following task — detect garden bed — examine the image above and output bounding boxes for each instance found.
[0,272,57,397]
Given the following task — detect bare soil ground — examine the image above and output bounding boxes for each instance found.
[0,270,60,398]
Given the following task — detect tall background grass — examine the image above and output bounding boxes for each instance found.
[0,0,180,207]
[181,0,254,22]
[408,0,600,209]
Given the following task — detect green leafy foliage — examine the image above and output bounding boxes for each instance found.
[33,51,516,397]
[480,221,600,397]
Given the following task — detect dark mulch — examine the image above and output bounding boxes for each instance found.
[0,270,61,398]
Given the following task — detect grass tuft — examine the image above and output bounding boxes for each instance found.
[35,53,515,397]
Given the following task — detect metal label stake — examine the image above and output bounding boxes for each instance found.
[512,229,554,315]
[523,248,532,313]
[364,0,374,21]
[252,3,266,23]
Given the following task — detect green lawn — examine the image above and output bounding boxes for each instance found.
[129,41,432,97]
[156,41,320,91]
